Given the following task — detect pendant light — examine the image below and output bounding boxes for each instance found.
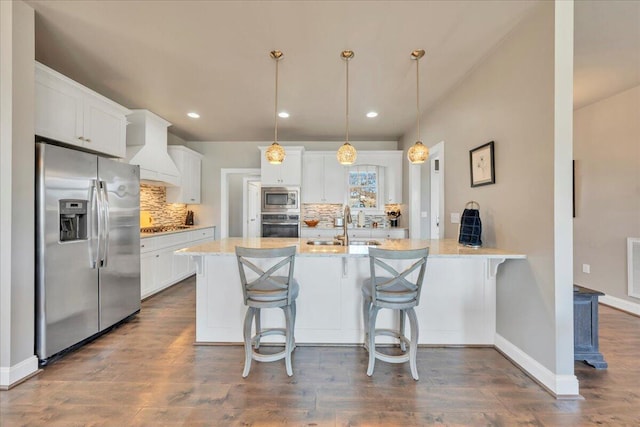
[337,50,357,165]
[265,50,286,164]
[407,49,429,164]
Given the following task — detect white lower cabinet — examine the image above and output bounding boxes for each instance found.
[301,228,408,240]
[140,227,215,299]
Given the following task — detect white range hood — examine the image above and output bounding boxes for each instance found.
[125,109,181,186]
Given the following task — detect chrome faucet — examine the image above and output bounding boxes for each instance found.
[337,204,352,246]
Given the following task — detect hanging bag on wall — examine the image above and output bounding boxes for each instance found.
[458,201,482,248]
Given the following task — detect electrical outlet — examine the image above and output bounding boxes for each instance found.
[451,212,460,224]
[421,211,428,218]
[582,264,590,274]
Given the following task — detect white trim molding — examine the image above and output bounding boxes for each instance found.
[0,355,39,389]
[495,333,580,398]
[599,294,640,317]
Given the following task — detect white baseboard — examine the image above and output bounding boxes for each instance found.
[599,294,640,316]
[495,333,579,397]
[0,355,39,389]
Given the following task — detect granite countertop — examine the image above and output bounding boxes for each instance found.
[141,224,215,239]
[176,237,526,259]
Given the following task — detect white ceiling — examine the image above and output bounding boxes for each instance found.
[25,1,639,142]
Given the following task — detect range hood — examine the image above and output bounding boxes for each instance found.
[125,109,181,186]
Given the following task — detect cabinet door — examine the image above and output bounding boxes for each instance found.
[186,153,201,203]
[302,154,324,202]
[83,96,127,157]
[140,252,156,299]
[173,250,191,281]
[383,152,403,204]
[261,147,302,186]
[156,250,174,289]
[35,72,84,147]
[323,155,346,203]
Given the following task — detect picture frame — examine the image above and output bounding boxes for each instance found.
[469,141,495,187]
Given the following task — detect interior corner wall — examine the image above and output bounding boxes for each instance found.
[574,85,640,302]
[0,0,36,386]
[400,2,558,371]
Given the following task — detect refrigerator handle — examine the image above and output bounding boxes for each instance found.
[100,181,110,268]
[90,180,100,269]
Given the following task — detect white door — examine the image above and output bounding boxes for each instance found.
[246,181,261,238]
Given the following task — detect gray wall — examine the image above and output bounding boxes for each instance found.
[185,141,397,232]
[0,0,35,380]
[574,85,640,302]
[400,3,563,372]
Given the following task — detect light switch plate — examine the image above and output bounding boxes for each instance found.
[451,212,460,224]
[582,264,590,274]
[421,211,428,218]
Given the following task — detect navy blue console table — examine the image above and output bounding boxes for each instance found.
[574,285,608,369]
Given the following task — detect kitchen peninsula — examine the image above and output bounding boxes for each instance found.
[177,238,525,346]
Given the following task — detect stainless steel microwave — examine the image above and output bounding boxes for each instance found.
[261,187,299,212]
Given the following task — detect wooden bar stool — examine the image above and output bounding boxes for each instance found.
[362,247,429,380]
[235,246,298,377]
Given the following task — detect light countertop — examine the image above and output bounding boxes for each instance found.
[176,237,525,259]
[141,224,215,239]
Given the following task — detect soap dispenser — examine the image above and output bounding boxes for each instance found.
[357,211,365,228]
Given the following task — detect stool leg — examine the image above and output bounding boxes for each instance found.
[362,297,371,348]
[367,306,380,376]
[242,307,255,378]
[291,301,297,351]
[284,305,294,376]
[254,308,261,349]
[407,307,419,380]
[399,309,407,352]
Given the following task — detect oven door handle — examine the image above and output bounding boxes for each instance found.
[262,222,299,226]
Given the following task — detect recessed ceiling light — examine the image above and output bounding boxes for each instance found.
[278,112,290,118]
[187,112,200,119]
[366,111,378,118]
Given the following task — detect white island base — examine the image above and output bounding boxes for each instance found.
[179,238,525,346]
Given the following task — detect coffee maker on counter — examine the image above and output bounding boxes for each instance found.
[185,210,195,226]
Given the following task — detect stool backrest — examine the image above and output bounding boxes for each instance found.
[367,247,429,308]
[235,246,297,307]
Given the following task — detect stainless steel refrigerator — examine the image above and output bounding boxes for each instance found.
[35,142,141,364]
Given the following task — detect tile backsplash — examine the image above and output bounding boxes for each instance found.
[302,203,398,228]
[140,184,188,227]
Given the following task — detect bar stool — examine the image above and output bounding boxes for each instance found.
[235,246,298,377]
[362,247,429,380]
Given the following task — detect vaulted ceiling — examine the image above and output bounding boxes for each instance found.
[25,1,639,142]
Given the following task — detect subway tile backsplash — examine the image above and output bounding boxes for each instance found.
[140,184,188,227]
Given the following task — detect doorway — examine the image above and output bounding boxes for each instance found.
[409,141,444,239]
[220,168,260,239]
[243,178,261,238]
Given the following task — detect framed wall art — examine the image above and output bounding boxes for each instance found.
[469,141,495,187]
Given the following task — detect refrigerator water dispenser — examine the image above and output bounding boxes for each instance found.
[59,199,88,241]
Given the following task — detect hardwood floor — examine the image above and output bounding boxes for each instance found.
[2,277,640,426]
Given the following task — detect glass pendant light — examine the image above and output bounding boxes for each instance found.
[408,49,429,164]
[337,50,357,165]
[265,50,286,164]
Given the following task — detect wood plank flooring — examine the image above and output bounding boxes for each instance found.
[2,277,640,426]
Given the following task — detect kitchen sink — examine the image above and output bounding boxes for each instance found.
[306,240,343,246]
[349,240,382,246]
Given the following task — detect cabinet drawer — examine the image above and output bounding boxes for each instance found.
[155,231,191,248]
[191,227,215,241]
[140,238,157,253]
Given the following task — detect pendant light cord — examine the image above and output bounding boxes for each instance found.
[416,55,421,141]
[275,57,279,143]
[346,58,350,143]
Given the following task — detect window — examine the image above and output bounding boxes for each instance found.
[348,165,381,210]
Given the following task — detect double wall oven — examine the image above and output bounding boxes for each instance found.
[261,187,300,238]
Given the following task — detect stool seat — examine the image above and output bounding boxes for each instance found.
[236,246,298,377]
[362,247,428,380]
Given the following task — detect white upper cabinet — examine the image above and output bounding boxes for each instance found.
[166,146,204,204]
[302,152,346,204]
[260,146,304,186]
[35,62,130,158]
